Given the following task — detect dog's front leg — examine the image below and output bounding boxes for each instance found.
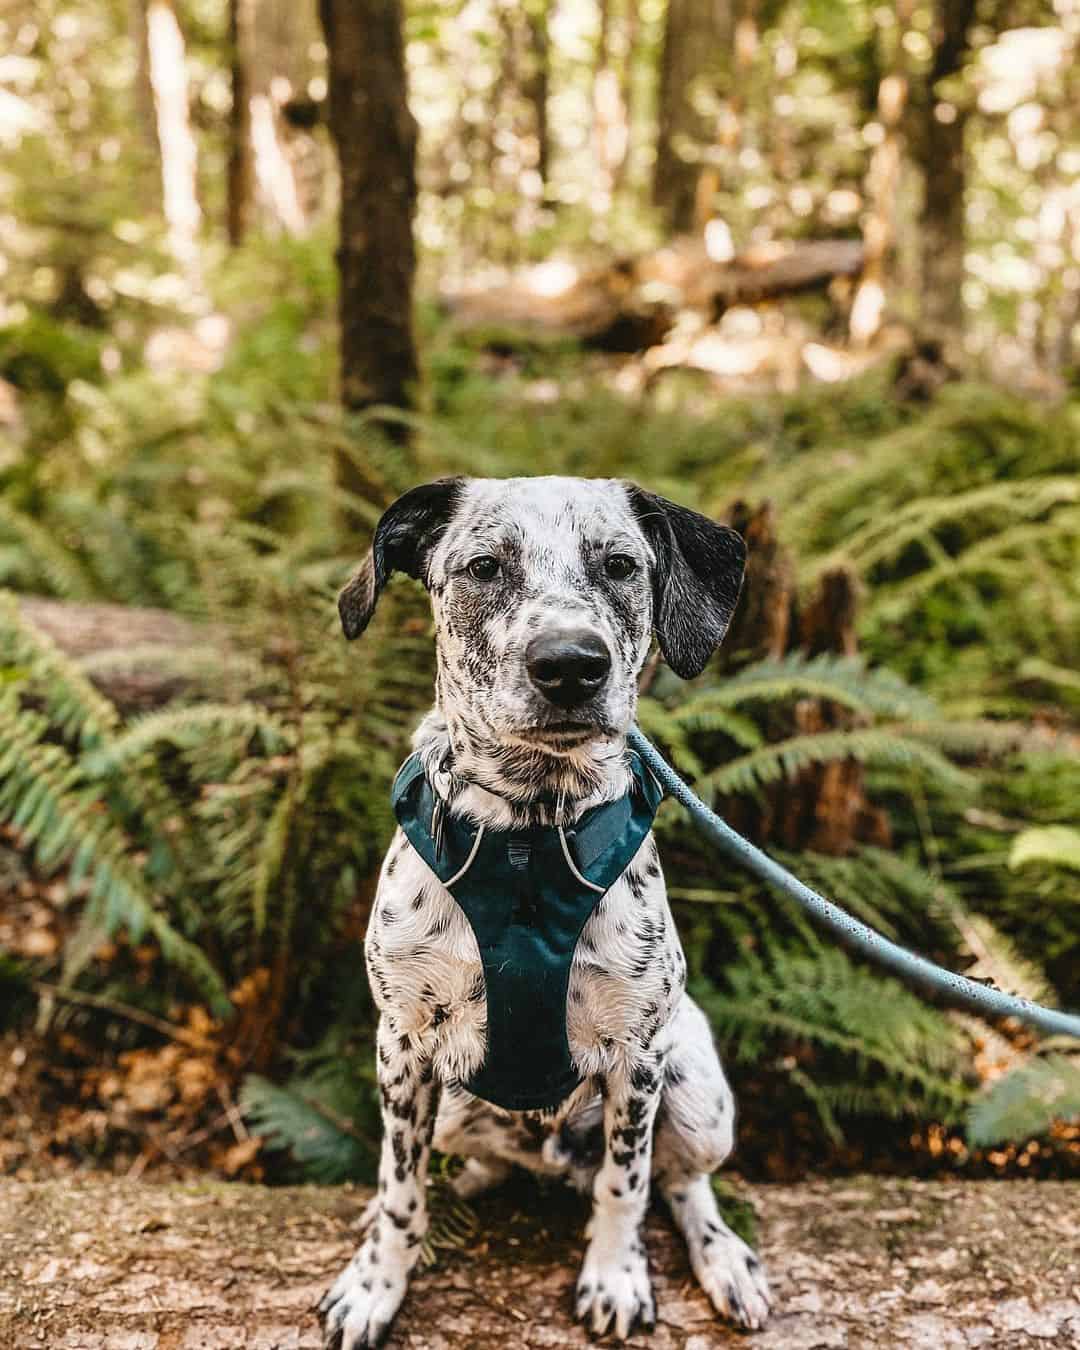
[575,1057,665,1339]
[321,1018,438,1350]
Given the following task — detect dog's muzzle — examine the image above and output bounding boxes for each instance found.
[526,628,612,709]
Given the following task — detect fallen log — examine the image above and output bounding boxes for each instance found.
[2,1173,1078,1348]
[15,596,216,712]
[443,238,866,351]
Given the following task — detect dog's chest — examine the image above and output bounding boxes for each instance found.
[365,829,683,1086]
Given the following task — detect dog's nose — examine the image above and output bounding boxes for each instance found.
[526,629,612,708]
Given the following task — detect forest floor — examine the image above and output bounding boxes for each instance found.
[2,1171,1079,1349]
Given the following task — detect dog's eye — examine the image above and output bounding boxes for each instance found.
[605,553,638,580]
[467,555,501,581]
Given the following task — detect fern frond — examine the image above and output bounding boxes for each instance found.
[240,1073,375,1184]
[420,1181,480,1267]
[870,509,1080,619]
[0,591,120,746]
[900,719,1053,759]
[697,726,972,798]
[823,476,1080,578]
[87,702,290,772]
[680,653,937,721]
[634,697,704,776]
[0,502,101,600]
[967,1054,1080,1146]
[0,696,230,1012]
[947,910,1054,1008]
[698,940,973,1119]
[1009,826,1080,874]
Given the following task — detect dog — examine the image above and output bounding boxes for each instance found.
[321,476,771,1348]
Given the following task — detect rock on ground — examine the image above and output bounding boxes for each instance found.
[1,1174,1078,1349]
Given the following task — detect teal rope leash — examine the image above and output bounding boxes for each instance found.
[628,726,1080,1041]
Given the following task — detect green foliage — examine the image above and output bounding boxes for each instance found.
[241,1072,377,1185]
[968,1055,1080,1148]
[756,385,1080,701]
[710,1178,758,1246]
[697,937,974,1143]
[1010,827,1080,874]
[1,281,1078,1169]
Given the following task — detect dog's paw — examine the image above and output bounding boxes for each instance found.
[319,1247,407,1350]
[575,1242,656,1340]
[690,1226,771,1331]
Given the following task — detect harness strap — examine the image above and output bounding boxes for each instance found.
[389,750,662,1111]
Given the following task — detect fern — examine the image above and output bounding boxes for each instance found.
[679,653,938,722]
[826,477,1079,580]
[241,1074,376,1184]
[0,501,101,600]
[0,696,230,1011]
[0,590,120,746]
[696,726,972,799]
[1009,826,1080,874]
[86,702,289,773]
[968,1055,1080,1147]
[698,939,974,1130]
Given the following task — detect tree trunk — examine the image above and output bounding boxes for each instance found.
[653,0,729,234]
[524,0,551,189]
[692,1,752,234]
[720,500,890,855]
[145,0,202,270]
[614,0,640,193]
[917,0,976,346]
[129,0,160,208]
[226,0,256,246]
[593,0,627,203]
[318,0,419,434]
[250,0,315,235]
[850,3,913,346]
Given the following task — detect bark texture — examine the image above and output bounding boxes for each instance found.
[318,0,419,424]
[917,0,976,344]
[524,0,551,188]
[653,0,729,234]
[226,0,255,246]
[3,1174,1079,1348]
[719,502,889,855]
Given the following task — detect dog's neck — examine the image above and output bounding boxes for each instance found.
[411,709,633,829]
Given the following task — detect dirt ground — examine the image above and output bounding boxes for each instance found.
[1,1172,1078,1349]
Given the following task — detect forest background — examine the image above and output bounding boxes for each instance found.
[1,0,1079,1193]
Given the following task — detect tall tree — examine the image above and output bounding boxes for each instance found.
[129,0,159,205]
[593,0,627,202]
[226,0,255,246]
[653,0,729,234]
[916,0,977,344]
[144,0,201,270]
[318,0,419,427]
[524,0,551,189]
[850,2,914,346]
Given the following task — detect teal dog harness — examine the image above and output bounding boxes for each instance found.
[390,751,663,1112]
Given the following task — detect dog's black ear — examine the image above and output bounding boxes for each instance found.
[339,478,464,640]
[627,485,746,678]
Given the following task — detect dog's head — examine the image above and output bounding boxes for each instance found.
[340,476,745,754]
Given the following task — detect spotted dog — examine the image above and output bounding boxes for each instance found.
[320,477,771,1348]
